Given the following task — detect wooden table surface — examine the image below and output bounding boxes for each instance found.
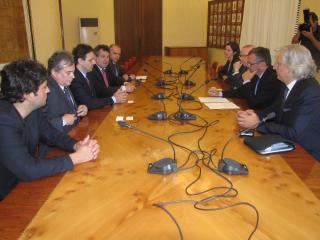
[1,57,320,240]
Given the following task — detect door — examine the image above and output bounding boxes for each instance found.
[114,0,162,62]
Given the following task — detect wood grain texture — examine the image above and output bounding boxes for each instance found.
[165,46,209,64]
[1,57,320,240]
[0,0,30,62]
[114,0,162,61]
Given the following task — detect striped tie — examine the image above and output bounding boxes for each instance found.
[101,68,109,87]
[254,77,261,95]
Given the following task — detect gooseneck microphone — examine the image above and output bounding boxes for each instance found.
[143,68,168,87]
[190,59,205,69]
[183,62,202,87]
[174,84,197,121]
[154,59,173,75]
[139,83,168,100]
[180,80,211,101]
[261,112,276,123]
[218,112,276,175]
[117,121,177,174]
[178,56,195,75]
[137,81,168,120]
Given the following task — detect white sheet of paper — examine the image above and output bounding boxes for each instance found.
[136,75,147,80]
[198,97,229,103]
[204,102,240,109]
[116,116,124,121]
[126,116,134,121]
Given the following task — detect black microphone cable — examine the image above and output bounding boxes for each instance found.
[119,118,260,240]
[182,63,201,87]
[149,118,260,240]
[154,152,259,240]
[167,119,219,170]
[117,121,177,161]
[220,111,277,164]
[185,114,278,239]
[143,65,177,87]
[153,59,174,75]
[178,56,196,75]
[151,118,219,240]
[125,66,261,239]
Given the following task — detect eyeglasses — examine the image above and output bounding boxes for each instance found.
[248,61,262,66]
[239,54,248,57]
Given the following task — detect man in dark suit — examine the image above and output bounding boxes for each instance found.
[237,44,320,160]
[0,60,100,200]
[45,51,88,133]
[88,44,129,98]
[108,44,135,92]
[70,44,128,110]
[225,44,255,89]
[208,47,283,109]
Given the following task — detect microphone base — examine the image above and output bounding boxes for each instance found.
[184,80,196,87]
[155,80,167,87]
[174,111,196,121]
[179,70,188,75]
[218,158,249,175]
[147,158,177,175]
[151,93,167,100]
[163,70,173,75]
[180,93,195,101]
[148,111,167,121]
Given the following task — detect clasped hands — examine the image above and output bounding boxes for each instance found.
[63,105,88,125]
[70,135,100,164]
[237,109,260,129]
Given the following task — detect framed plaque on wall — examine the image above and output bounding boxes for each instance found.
[207,0,245,49]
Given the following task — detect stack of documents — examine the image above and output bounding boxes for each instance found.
[136,76,147,82]
[198,97,240,109]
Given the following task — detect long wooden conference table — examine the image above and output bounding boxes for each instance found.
[1,56,320,239]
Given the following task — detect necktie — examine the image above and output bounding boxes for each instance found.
[281,86,289,106]
[63,87,77,112]
[254,76,261,95]
[85,77,91,89]
[114,63,119,77]
[279,86,289,121]
[101,68,109,87]
[85,77,94,96]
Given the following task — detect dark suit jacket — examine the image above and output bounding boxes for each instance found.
[257,78,320,161]
[0,101,76,200]
[218,57,240,79]
[223,66,283,109]
[44,78,78,133]
[107,61,126,86]
[88,64,119,98]
[70,68,114,110]
[224,65,247,89]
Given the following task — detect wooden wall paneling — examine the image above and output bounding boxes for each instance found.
[0,0,30,62]
[165,46,208,63]
[114,0,162,61]
[140,0,162,56]
[114,0,141,62]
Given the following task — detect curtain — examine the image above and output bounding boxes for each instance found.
[240,0,299,59]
